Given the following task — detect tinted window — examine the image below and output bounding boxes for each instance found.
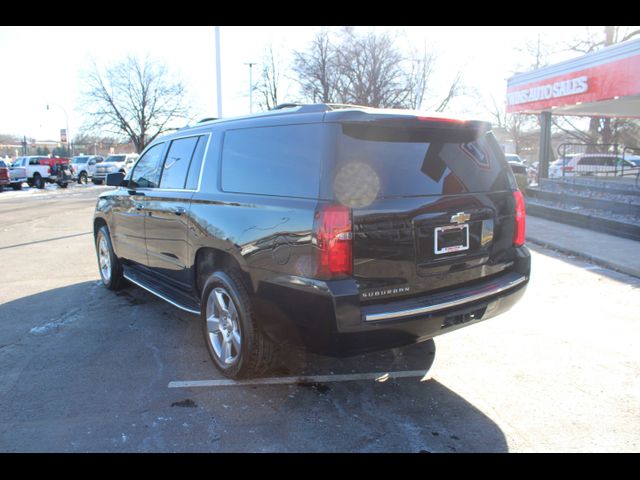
[130,144,164,188]
[335,124,510,201]
[0,160,6,168]
[222,124,322,198]
[185,136,207,190]
[160,136,199,189]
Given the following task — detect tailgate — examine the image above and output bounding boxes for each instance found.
[329,120,519,302]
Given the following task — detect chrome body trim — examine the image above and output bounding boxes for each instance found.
[123,272,200,315]
[364,275,527,322]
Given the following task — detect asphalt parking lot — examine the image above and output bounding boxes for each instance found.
[0,184,639,452]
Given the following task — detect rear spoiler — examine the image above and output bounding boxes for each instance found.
[325,110,491,133]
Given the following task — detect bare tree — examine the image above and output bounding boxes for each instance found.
[293,28,453,110]
[293,28,338,103]
[255,46,282,111]
[80,56,190,153]
[488,95,538,155]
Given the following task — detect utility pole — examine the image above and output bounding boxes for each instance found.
[215,26,223,118]
[244,62,256,113]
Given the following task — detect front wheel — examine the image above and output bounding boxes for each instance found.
[95,225,124,290]
[78,172,88,184]
[11,183,22,190]
[201,270,278,379]
[92,179,103,185]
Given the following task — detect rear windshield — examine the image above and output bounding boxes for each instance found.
[73,157,89,163]
[106,155,125,162]
[334,124,511,202]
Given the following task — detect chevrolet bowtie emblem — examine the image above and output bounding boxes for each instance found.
[451,212,470,224]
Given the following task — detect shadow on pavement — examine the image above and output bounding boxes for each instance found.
[0,281,509,452]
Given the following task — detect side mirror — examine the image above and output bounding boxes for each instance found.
[106,172,126,187]
[89,160,95,165]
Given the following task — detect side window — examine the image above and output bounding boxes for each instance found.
[130,143,164,189]
[159,136,199,189]
[29,158,40,165]
[221,124,322,198]
[185,136,208,190]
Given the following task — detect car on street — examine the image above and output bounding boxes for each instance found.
[0,159,10,191]
[71,155,104,184]
[94,103,530,379]
[549,153,639,178]
[3,159,27,190]
[11,156,51,189]
[508,160,529,191]
[92,154,139,184]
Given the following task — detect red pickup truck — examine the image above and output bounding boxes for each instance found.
[0,159,10,192]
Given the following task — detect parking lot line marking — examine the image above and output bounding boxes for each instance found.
[168,370,431,388]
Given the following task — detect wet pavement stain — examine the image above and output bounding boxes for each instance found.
[171,399,198,408]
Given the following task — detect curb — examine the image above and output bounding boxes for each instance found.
[526,203,640,241]
[526,235,640,279]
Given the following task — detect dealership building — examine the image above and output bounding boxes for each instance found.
[506,37,640,177]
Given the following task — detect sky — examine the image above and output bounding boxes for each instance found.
[0,26,606,142]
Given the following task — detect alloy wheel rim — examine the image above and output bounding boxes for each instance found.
[206,287,241,366]
[98,236,111,282]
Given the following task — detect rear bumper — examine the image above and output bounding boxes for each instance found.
[254,246,531,356]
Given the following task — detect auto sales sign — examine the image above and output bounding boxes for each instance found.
[507,76,589,107]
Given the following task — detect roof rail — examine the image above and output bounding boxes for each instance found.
[273,103,340,114]
[198,117,218,123]
[325,103,373,110]
[271,103,374,114]
[271,103,305,110]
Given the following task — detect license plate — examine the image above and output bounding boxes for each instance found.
[434,224,469,255]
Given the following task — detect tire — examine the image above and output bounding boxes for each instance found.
[201,269,278,379]
[95,225,124,290]
[92,179,103,185]
[11,183,22,190]
[59,182,68,189]
[33,174,44,189]
[78,171,88,184]
[0,185,3,193]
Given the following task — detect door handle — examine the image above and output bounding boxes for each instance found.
[135,203,144,211]
[173,206,187,216]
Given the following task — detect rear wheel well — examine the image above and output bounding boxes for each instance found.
[194,248,252,297]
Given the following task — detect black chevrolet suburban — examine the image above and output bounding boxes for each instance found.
[94,104,530,379]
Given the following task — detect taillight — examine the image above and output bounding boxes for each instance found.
[513,190,526,247]
[563,166,574,172]
[314,203,352,279]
